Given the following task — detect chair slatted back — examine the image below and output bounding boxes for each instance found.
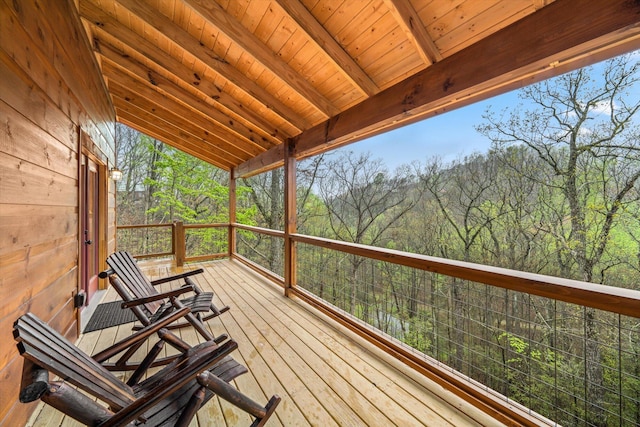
[13,313,135,410]
[107,251,162,317]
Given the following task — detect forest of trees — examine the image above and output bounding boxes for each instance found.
[116,55,640,425]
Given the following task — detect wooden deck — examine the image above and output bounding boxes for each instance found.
[27,258,503,427]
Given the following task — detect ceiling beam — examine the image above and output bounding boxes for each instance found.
[114,104,235,170]
[237,0,640,177]
[273,0,379,97]
[113,99,237,168]
[233,144,285,179]
[384,0,442,65]
[80,0,307,132]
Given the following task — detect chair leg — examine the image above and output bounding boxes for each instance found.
[127,340,165,386]
[250,395,282,427]
[202,304,231,321]
[186,311,215,341]
[41,382,114,426]
[175,387,206,427]
[19,360,49,402]
[197,371,281,425]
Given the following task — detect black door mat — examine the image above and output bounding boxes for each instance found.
[83,300,138,333]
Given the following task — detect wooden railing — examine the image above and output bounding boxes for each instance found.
[116,222,228,264]
[230,225,640,427]
[291,234,640,318]
[118,222,640,426]
[116,223,174,259]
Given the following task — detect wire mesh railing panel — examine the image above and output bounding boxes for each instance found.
[116,225,173,257]
[235,229,285,278]
[184,226,227,258]
[295,242,640,426]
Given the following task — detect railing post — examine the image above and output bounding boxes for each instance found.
[284,139,297,297]
[229,171,236,258]
[174,220,185,267]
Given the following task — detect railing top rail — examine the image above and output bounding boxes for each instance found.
[183,223,229,229]
[291,233,640,318]
[116,223,173,229]
[117,223,231,229]
[233,223,285,237]
[117,222,640,318]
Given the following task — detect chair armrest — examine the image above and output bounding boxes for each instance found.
[150,268,204,286]
[19,360,50,402]
[92,307,191,363]
[121,286,196,308]
[42,382,114,425]
[98,268,115,279]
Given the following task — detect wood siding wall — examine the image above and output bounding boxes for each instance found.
[0,0,115,425]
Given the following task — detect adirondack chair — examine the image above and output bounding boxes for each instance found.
[99,251,230,342]
[14,313,281,427]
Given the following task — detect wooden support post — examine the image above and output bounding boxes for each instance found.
[229,171,237,258]
[174,221,185,267]
[284,139,297,297]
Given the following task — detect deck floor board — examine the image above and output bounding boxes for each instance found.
[27,258,503,427]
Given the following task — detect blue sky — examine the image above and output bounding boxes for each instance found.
[334,91,518,170]
[332,51,639,171]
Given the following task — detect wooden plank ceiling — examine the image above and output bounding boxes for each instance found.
[78,0,640,176]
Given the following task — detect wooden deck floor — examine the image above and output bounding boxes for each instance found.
[28,258,504,427]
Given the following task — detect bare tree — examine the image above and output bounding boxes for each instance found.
[478,54,640,426]
[318,151,419,314]
[420,152,508,371]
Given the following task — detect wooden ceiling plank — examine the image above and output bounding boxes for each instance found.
[273,0,379,97]
[95,38,279,150]
[436,1,536,58]
[317,0,370,43]
[253,4,286,46]
[237,0,640,177]
[80,0,308,132]
[118,114,234,170]
[181,0,340,117]
[352,16,424,86]
[104,70,261,160]
[81,0,300,134]
[384,0,442,65]
[80,1,277,134]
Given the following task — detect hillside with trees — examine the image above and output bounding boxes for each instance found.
[115,54,640,426]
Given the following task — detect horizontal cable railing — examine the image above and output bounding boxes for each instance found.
[117,222,640,425]
[290,234,640,427]
[233,224,285,282]
[116,222,228,263]
[183,223,228,263]
[115,223,174,259]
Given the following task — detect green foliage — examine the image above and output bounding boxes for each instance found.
[116,53,640,426]
[144,147,228,223]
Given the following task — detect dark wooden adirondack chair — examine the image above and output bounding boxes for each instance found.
[14,313,281,427]
[99,251,230,342]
